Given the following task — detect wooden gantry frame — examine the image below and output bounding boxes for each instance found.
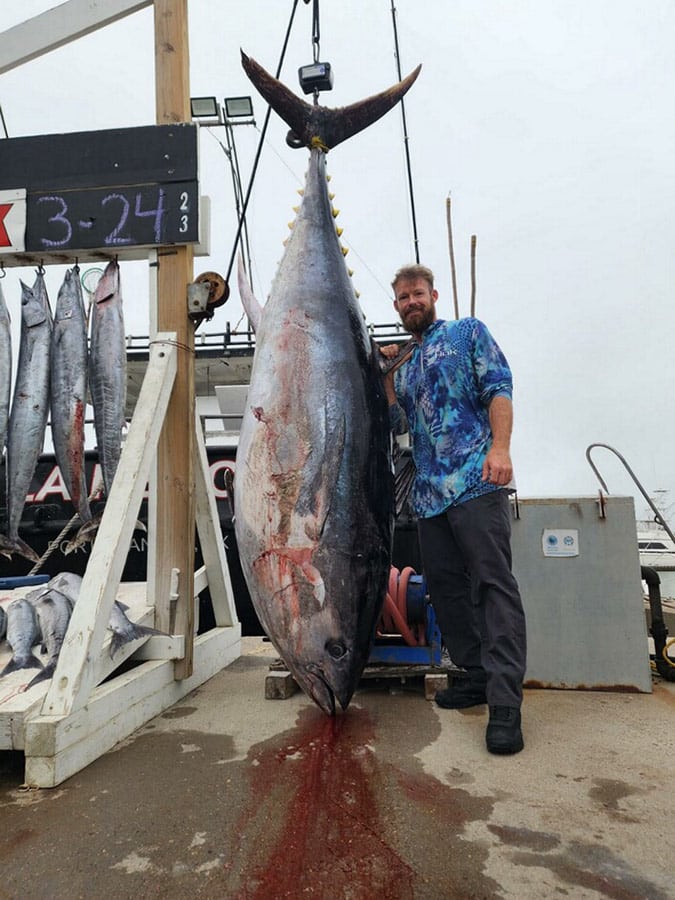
[0,0,241,786]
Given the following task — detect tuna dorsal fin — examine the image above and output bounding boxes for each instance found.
[237,254,263,332]
[241,51,421,151]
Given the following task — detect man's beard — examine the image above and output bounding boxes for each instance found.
[401,305,435,335]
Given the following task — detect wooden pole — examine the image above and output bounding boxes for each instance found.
[153,0,195,679]
[445,195,460,320]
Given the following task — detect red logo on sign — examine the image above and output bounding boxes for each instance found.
[0,203,12,247]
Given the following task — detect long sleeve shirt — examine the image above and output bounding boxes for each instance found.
[390,317,514,517]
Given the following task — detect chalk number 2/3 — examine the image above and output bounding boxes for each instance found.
[36,187,172,248]
[179,191,189,233]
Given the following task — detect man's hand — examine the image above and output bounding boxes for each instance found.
[378,342,414,405]
[482,446,513,485]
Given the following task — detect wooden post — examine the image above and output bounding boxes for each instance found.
[153,0,195,678]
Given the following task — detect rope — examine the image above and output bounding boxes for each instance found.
[221,0,302,296]
[27,477,104,575]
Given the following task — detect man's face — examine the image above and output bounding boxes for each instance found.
[393,277,438,335]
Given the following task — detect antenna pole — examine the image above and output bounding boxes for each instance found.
[445,195,460,319]
[390,1,420,263]
[470,234,477,316]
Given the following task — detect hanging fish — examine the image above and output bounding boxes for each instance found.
[89,259,126,498]
[234,53,420,714]
[0,280,11,460]
[0,272,53,562]
[49,267,93,550]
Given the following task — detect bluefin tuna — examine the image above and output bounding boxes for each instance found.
[50,267,93,549]
[0,281,11,463]
[89,259,126,500]
[1,596,42,676]
[0,273,53,562]
[234,53,420,714]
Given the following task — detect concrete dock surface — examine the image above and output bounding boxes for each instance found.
[1,637,674,899]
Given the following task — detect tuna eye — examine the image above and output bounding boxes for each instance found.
[326,640,347,660]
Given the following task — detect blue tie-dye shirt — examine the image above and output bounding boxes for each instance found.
[391,317,513,517]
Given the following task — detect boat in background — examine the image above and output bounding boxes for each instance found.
[638,519,675,600]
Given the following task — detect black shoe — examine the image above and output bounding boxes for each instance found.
[486,706,524,754]
[435,680,487,709]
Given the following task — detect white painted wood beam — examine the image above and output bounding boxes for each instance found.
[0,0,153,75]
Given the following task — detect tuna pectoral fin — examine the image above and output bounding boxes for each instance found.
[241,51,421,151]
[237,254,262,331]
[298,415,345,540]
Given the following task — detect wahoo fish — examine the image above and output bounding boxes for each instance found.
[50,267,93,549]
[89,259,126,500]
[26,589,72,689]
[0,596,42,676]
[234,53,420,714]
[0,273,53,562]
[0,281,11,460]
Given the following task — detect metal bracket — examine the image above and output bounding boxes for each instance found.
[187,281,211,322]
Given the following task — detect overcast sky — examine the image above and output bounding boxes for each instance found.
[1,1,674,520]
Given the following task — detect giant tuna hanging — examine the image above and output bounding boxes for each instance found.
[234,52,421,714]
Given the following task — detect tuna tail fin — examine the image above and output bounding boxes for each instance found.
[64,516,101,554]
[1,653,43,678]
[26,659,56,690]
[241,51,421,151]
[0,534,40,564]
[109,623,163,659]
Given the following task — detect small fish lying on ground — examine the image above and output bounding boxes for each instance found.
[0,604,6,641]
[1,597,42,676]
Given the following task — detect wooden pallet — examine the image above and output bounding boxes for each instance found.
[266,658,464,702]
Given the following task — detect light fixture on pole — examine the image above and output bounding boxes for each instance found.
[223,96,254,122]
[189,96,223,125]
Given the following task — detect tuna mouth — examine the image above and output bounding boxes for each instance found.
[304,666,337,716]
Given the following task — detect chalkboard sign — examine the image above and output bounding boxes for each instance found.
[0,124,200,265]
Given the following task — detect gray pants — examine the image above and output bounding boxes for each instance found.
[418,490,527,708]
